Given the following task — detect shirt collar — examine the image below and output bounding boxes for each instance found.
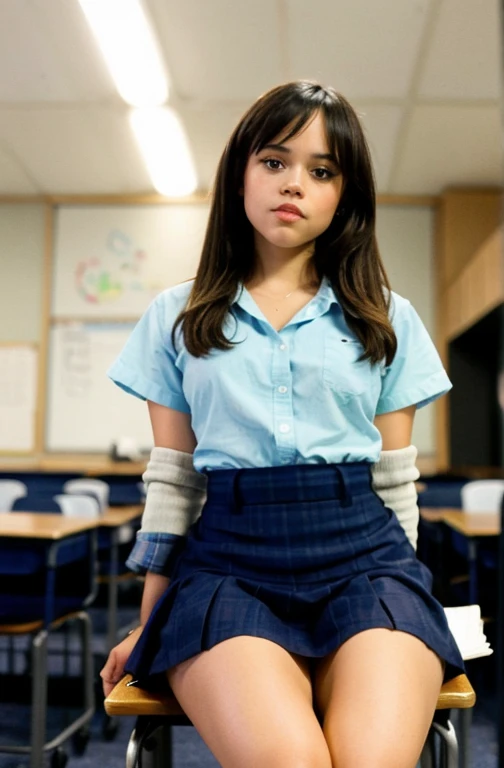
[233,275,339,308]
[231,275,339,327]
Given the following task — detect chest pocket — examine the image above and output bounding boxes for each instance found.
[323,337,373,402]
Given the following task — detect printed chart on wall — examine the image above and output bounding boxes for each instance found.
[52,204,210,318]
[0,345,38,453]
[47,324,153,452]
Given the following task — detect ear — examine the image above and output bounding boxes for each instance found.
[238,187,244,196]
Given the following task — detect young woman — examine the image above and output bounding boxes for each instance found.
[101,81,464,768]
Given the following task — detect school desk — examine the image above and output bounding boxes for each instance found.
[0,456,147,477]
[419,509,499,607]
[0,512,97,768]
[0,512,97,539]
[0,506,143,651]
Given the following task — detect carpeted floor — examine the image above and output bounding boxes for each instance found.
[0,603,500,767]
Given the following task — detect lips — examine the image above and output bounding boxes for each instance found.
[274,204,305,217]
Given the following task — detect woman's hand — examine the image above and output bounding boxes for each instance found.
[100,625,143,697]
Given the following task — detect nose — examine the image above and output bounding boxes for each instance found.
[281,168,305,197]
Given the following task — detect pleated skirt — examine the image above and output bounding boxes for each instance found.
[125,462,465,686]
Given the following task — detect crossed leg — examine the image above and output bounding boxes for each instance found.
[313,628,444,768]
[167,635,332,768]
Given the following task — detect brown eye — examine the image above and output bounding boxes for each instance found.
[261,158,283,171]
[312,167,335,180]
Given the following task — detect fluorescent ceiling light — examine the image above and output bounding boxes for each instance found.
[130,108,198,197]
[78,0,168,107]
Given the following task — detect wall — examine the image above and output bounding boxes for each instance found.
[376,205,435,455]
[0,203,46,343]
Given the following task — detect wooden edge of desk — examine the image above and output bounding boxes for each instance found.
[105,673,476,717]
[437,674,476,710]
[104,675,186,717]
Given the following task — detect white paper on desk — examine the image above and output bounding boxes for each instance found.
[443,605,494,660]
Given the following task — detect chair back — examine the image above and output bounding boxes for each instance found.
[62,478,110,513]
[137,481,146,502]
[0,479,28,511]
[53,493,101,518]
[461,480,504,512]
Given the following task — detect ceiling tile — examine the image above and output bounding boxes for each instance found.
[0,106,152,194]
[146,0,284,102]
[354,104,404,192]
[287,0,432,99]
[179,103,251,191]
[0,0,116,103]
[418,0,500,100]
[390,105,503,194]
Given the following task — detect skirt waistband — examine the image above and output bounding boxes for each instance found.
[203,462,373,510]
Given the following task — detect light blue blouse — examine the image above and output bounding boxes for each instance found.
[108,277,451,472]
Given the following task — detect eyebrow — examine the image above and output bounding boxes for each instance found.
[261,143,337,163]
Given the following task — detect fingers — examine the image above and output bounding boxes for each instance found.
[100,630,142,696]
[100,651,123,697]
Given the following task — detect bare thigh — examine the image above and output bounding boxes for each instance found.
[314,628,444,768]
[168,635,332,768]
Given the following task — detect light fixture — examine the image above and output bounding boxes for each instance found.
[130,107,198,197]
[78,0,168,107]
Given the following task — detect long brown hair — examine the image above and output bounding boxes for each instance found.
[173,81,397,366]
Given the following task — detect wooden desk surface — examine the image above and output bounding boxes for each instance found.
[0,513,97,539]
[39,456,147,476]
[419,507,453,523]
[0,455,147,476]
[105,673,475,717]
[441,510,500,537]
[99,505,143,527]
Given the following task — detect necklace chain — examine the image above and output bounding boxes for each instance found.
[253,288,297,301]
[250,283,318,311]
[248,278,319,312]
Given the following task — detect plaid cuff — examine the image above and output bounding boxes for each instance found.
[126,531,184,576]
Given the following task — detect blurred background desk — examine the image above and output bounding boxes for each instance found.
[97,505,143,651]
[419,508,500,607]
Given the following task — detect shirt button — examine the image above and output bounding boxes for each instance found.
[278,423,290,434]
[278,386,288,394]
[279,344,286,350]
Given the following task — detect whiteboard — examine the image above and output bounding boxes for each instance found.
[52,204,209,318]
[0,346,37,453]
[46,324,153,452]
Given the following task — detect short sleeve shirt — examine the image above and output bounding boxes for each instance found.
[108,277,451,472]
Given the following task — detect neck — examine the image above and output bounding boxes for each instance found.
[248,237,318,291]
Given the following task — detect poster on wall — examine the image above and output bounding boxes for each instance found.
[52,204,209,318]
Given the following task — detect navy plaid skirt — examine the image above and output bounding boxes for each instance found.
[126,462,464,685]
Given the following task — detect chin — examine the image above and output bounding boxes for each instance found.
[261,229,308,247]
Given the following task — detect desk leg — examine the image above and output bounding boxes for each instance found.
[467,540,478,606]
[30,629,48,768]
[107,529,119,653]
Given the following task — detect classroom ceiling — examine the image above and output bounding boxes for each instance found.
[0,0,502,197]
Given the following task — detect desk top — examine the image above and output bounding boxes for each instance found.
[441,510,500,537]
[0,505,143,539]
[419,507,453,523]
[0,513,97,539]
[0,455,147,476]
[99,505,143,527]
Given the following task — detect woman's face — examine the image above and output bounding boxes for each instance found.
[242,111,344,256]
